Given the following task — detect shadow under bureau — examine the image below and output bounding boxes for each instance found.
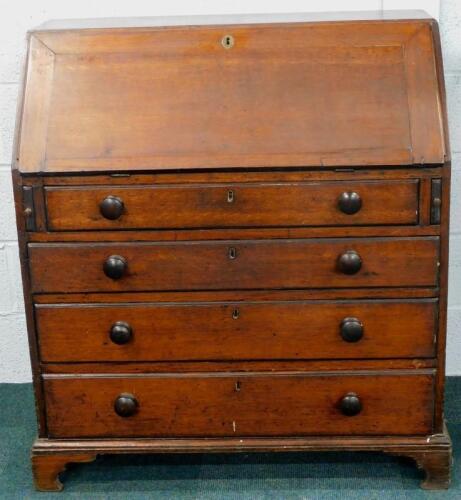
[12,10,452,491]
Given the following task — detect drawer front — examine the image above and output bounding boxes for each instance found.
[37,299,437,362]
[44,372,434,438]
[29,237,438,293]
[45,180,419,231]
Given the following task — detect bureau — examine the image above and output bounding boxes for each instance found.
[12,10,452,491]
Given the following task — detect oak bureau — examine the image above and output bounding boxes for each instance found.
[12,10,452,491]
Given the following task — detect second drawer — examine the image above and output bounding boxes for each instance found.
[36,299,437,362]
[29,237,439,293]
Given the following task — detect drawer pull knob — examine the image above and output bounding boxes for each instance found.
[100,195,124,220]
[110,321,133,345]
[114,393,138,417]
[103,255,127,279]
[340,392,362,416]
[340,317,363,343]
[337,250,362,275]
[338,192,362,215]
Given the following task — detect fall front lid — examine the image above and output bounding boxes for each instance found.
[15,12,447,173]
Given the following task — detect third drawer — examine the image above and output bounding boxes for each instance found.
[36,299,437,362]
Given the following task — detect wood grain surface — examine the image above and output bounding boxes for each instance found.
[45,180,419,230]
[36,299,437,362]
[29,237,439,293]
[17,19,445,173]
[44,371,435,438]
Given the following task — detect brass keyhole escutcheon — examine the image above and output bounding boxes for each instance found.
[232,308,240,320]
[227,190,235,203]
[222,34,234,49]
[228,247,237,260]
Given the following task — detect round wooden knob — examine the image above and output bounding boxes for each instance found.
[103,255,127,280]
[337,250,362,275]
[340,392,362,416]
[110,321,133,345]
[338,192,362,215]
[114,393,138,417]
[340,317,363,343]
[99,195,124,220]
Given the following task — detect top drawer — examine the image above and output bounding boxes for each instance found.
[45,180,419,231]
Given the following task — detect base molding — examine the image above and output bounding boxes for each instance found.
[31,426,452,491]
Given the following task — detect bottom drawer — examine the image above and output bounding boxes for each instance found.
[44,372,434,438]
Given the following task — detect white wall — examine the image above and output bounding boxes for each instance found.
[441,0,461,373]
[0,0,452,382]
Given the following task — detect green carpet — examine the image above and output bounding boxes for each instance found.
[1,379,460,499]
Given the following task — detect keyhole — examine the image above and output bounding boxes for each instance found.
[227,190,235,203]
[228,247,237,260]
[235,381,241,392]
[222,34,234,49]
[232,308,240,320]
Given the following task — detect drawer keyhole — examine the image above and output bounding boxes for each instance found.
[227,190,235,203]
[222,34,234,49]
[232,308,240,320]
[228,247,237,260]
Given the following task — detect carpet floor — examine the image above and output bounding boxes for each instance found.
[1,378,460,499]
